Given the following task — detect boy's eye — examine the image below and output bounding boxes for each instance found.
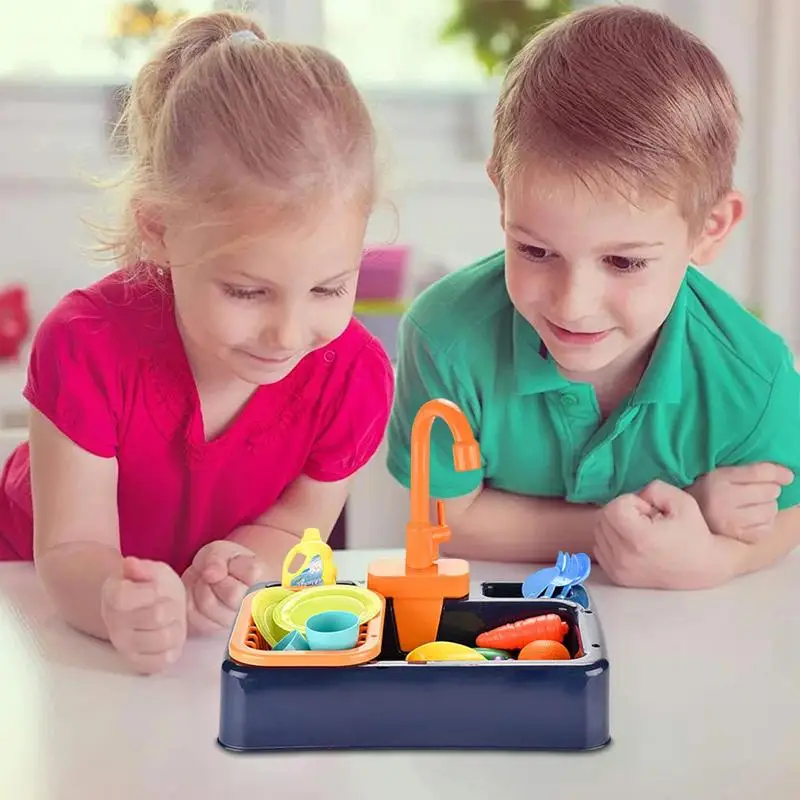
[605,256,649,273]
[515,243,552,261]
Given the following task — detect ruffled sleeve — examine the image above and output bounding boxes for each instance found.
[23,292,122,458]
[303,338,394,482]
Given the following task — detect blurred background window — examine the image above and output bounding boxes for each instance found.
[321,0,576,89]
[0,0,580,86]
[0,0,212,81]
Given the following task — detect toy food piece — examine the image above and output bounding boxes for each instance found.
[406,641,484,662]
[475,613,569,650]
[474,647,513,660]
[273,584,382,634]
[518,640,571,661]
[281,527,337,587]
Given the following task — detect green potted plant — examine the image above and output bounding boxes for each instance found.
[439,1,573,155]
[440,0,573,77]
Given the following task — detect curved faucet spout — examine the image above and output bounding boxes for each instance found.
[407,398,481,571]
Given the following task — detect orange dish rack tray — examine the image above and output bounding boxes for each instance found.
[227,584,386,668]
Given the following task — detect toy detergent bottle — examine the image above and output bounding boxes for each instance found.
[281,528,337,588]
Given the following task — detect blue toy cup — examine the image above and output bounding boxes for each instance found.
[272,630,310,652]
[305,610,360,651]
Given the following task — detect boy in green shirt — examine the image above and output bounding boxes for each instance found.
[387,6,800,589]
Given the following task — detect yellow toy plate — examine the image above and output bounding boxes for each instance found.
[251,586,292,646]
[273,585,383,634]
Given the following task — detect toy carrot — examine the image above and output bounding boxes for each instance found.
[475,614,569,650]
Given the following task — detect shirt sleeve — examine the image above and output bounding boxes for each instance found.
[722,354,800,509]
[386,313,484,498]
[303,338,395,482]
[23,293,121,458]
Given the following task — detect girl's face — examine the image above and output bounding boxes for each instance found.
[153,201,368,386]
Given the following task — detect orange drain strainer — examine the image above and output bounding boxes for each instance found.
[227,589,386,667]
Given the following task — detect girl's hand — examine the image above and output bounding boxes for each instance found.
[100,556,188,674]
[687,463,793,544]
[594,480,743,590]
[182,540,265,635]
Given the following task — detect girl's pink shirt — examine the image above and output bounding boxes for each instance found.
[0,269,394,572]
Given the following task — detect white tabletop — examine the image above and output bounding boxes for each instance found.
[1,550,798,800]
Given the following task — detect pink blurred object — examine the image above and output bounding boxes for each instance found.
[0,285,29,361]
[357,245,410,300]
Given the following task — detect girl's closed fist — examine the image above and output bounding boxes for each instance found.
[101,556,188,674]
[182,540,265,636]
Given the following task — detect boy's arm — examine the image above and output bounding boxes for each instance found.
[387,313,598,562]
[716,354,800,574]
[733,505,800,576]
[438,486,600,563]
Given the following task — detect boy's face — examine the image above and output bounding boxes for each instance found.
[497,168,742,384]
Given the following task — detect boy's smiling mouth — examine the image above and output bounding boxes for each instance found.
[545,320,613,345]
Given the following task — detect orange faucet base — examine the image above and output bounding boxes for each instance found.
[366,557,470,653]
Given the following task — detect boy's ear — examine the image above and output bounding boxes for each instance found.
[135,202,170,266]
[690,190,745,265]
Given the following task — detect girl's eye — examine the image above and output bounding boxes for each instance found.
[605,256,649,273]
[312,284,349,298]
[222,284,265,301]
[515,243,552,262]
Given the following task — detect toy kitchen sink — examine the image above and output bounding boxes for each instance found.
[218,399,610,752]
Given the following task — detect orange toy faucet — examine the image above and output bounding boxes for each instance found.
[367,399,481,652]
[406,399,481,570]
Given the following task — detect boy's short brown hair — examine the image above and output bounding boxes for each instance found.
[490,5,741,233]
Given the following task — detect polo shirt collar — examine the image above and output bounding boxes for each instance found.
[631,276,687,405]
[512,309,570,394]
[511,276,688,403]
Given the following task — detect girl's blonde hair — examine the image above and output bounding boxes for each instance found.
[98,11,376,265]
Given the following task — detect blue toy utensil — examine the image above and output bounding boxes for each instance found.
[521,551,591,600]
[566,584,590,609]
[553,552,591,597]
[542,570,574,599]
[567,553,591,586]
[521,566,561,599]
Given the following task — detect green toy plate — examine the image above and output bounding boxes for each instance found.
[251,586,292,646]
[273,585,382,634]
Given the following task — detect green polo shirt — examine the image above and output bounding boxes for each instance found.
[386,250,800,509]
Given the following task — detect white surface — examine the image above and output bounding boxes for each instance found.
[0,551,798,799]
